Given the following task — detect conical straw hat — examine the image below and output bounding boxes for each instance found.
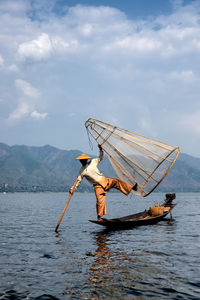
[75,153,91,160]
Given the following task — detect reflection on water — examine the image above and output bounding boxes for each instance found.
[88,232,114,285]
[0,192,200,299]
[59,225,199,299]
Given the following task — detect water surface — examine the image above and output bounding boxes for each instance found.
[0,192,200,299]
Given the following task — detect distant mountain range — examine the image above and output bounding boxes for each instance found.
[0,142,200,193]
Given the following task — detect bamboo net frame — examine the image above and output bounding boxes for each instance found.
[85,118,180,197]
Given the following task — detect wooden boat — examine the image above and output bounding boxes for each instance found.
[89,193,176,229]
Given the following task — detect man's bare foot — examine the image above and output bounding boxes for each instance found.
[132,183,138,191]
[97,218,103,222]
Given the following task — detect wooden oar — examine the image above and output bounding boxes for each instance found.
[55,178,78,232]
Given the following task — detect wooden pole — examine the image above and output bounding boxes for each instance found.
[55,178,78,232]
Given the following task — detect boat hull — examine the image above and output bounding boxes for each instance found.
[89,204,176,230]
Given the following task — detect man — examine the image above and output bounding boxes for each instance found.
[70,144,137,221]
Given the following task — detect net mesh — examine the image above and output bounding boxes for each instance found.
[85,118,180,197]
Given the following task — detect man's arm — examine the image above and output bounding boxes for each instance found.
[69,174,83,195]
[98,144,104,162]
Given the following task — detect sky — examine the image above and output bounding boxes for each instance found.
[0,0,200,157]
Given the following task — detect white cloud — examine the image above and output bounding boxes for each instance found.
[15,79,40,98]
[107,36,161,52]
[1,0,200,155]
[52,37,79,53]
[170,70,196,82]
[6,1,200,64]
[9,102,32,120]
[8,64,19,72]
[0,0,28,14]
[9,104,48,122]
[8,79,46,122]
[18,33,53,61]
[79,24,93,36]
[30,110,48,120]
[18,32,81,61]
[68,4,126,24]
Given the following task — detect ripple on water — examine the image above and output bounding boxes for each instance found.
[0,192,200,299]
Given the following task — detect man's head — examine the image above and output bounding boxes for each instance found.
[76,153,91,166]
[80,159,88,166]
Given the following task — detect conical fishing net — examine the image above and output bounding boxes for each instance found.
[85,118,180,197]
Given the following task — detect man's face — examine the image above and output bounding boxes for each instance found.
[80,159,88,166]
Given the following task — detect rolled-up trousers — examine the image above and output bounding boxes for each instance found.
[94,177,133,218]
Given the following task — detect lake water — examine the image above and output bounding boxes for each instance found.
[0,192,200,299]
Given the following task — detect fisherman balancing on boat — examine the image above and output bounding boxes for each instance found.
[70,144,137,221]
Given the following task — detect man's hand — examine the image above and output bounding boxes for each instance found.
[69,188,73,195]
[98,144,103,150]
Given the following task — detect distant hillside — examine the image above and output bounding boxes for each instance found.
[0,143,200,192]
[0,143,115,192]
[158,153,200,192]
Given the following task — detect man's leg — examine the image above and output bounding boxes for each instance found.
[105,178,133,195]
[94,184,107,220]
